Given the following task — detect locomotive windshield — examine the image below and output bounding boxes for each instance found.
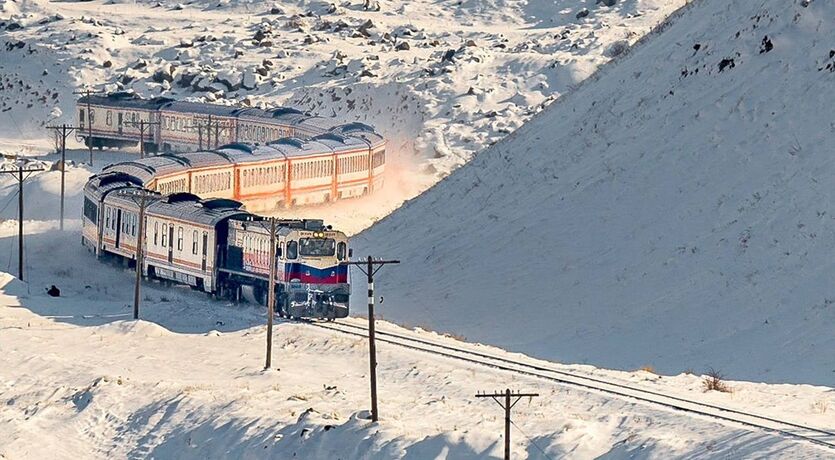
[299,238,336,257]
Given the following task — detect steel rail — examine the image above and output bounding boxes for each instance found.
[304,319,835,450]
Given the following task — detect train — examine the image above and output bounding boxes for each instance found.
[77,92,386,210]
[82,172,352,319]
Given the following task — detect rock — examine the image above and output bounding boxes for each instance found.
[132,59,148,69]
[576,8,590,19]
[177,72,198,87]
[597,0,617,7]
[102,60,113,68]
[269,4,284,14]
[119,74,134,85]
[358,19,375,37]
[255,66,268,77]
[172,3,185,10]
[359,69,376,78]
[465,39,477,47]
[441,49,456,63]
[363,0,380,11]
[6,22,23,31]
[241,70,258,90]
[215,70,242,91]
[179,38,193,47]
[262,59,275,69]
[259,40,274,47]
[152,66,175,83]
[395,41,410,51]
[276,50,289,59]
[191,75,214,92]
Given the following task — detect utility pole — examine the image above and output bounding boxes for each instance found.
[0,165,45,281]
[117,188,159,320]
[46,124,80,230]
[340,256,400,423]
[73,88,105,165]
[475,389,540,460]
[124,119,160,158]
[265,217,277,370]
[187,115,219,150]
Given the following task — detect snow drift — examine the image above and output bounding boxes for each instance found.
[353,0,835,385]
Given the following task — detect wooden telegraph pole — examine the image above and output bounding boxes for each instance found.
[117,188,159,319]
[475,389,540,460]
[340,256,400,422]
[0,164,45,281]
[73,88,105,165]
[46,123,80,230]
[265,217,277,369]
[123,120,160,159]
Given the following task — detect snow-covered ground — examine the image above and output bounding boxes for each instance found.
[1,216,833,458]
[0,0,685,231]
[353,0,835,386]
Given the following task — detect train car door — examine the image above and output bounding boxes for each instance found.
[118,112,123,135]
[167,226,174,263]
[201,231,208,271]
[115,209,123,249]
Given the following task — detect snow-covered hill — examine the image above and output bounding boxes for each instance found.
[353,0,835,385]
[0,0,684,231]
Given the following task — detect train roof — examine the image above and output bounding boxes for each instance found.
[79,92,174,110]
[160,100,241,118]
[110,192,250,227]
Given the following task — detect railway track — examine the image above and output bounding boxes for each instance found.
[305,319,835,451]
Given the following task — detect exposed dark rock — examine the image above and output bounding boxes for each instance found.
[102,60,112,68]
[718,58,735,72]
[576,8,590,19]
[395,41,410,51]
[759,36,773,54]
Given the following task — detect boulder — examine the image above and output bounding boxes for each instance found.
[395,41,410,51]
[576,8,590,19]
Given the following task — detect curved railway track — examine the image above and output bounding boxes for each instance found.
[304,319,835,451]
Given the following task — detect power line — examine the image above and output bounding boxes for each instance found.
[475,389,540,460]
[0,165,46,281]
[509,419,556,460]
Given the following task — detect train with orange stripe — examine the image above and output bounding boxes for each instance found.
[77,93,385,210]
[82,175,352,319]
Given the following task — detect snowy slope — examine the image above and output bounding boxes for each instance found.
[353,0,835,385]
[0,0,685,232]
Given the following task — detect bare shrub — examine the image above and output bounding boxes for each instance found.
[702,368,732,393]
[812,399,829,414]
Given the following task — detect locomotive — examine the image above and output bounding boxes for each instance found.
[82,172,351,319]
[77,93,386,210]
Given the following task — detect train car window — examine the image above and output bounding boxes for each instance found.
[287,241,298,260]
[177,227,183,251]
[131,214,137,236]
[105,207,111,228]
[161,224,168,247]
[192,230,198,254]
[337,242,346,261]
[89,109,95,124]
[154,221,159,245]
[79,109,85,127]
[106,111,112,127]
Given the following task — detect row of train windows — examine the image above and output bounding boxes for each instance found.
[157,179,187,196]
[292,159,333,181]
[153,222,207,255]
[240,124,288,143]
[242,165,285,188]
[337,155,368,175]
[194,172,232,194]
[104,110,141,127]
[161,115,229,137]
[104,208,138,237]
